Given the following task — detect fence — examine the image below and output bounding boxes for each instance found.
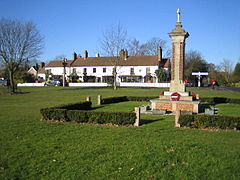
[17,82,170,88]
[17,83,45,87]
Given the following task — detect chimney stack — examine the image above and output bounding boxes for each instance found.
[124,49,128,60]
[119,49,128,60]
[39,62,45,68]
[96,53,100,57]
[84,50,88,59]
[73,52,77,60]
[158,46,162,62]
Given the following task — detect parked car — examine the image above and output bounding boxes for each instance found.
[44,80,61,86]
[0,79,7,86]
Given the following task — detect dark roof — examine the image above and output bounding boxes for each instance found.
[46,60,73,67]
[46,56,170,68]
[38,67,45,74]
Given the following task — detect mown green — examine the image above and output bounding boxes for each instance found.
[0,87,240,179]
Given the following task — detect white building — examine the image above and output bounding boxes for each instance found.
[44,48,170,83]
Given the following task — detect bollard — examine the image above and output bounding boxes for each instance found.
[86,96,91,102]
[175,110,181,127]
[134,107,140,126]
[97,95,102,105]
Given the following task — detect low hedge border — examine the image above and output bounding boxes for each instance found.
[40,101,136,126]
[101,96,158,104]
[101,96,240,104]
[200,97,240,104]
[179,114,240,130]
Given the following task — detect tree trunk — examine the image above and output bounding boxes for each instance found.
[9,70,15,93]
[113,71,117,90]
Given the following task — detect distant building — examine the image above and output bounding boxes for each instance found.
[28,62,46,80]
[42,48,170,83]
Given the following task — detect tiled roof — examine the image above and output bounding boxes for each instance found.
[46,60,73,67]
[72,56,159,66]
[38,67,45,74]
[46,56,170,68]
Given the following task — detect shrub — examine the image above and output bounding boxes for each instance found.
[127,96,158,101]
[40,101,136,126]
[179,114,240,130]
[54,101,92,110]
[101,96,158,104]
[178,115,195,127]
[101,96,128,104]
[40,108,68,121]
[200,97,240,104]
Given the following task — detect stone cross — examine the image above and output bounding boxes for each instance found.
[192,72,209,87]
[177,8,181,23]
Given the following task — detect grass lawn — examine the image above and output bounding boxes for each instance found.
[0,87,240,179]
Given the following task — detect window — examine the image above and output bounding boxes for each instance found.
[146,67,151,74]
[130,68,134,74]
[93,68,96,73]
[103,68,106,73]
[46,69,51,74]
[83,68,87,73]
[73,68,76,73]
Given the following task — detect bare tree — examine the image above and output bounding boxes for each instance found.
[127,38,147,56]
[99,23,128,89]
[0,19,43,92]
[144,37,168,56]
[218,59,233,83]
[185,50,208,85]
[54,54,67,60]
[128,37,170,57]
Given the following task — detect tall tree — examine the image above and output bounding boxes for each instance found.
[184,50,208,84]
[99,23,128,90]
[128,37,170,57]
[218,59,233,83]
[232,62,240,82]
[127,38,146,56]
[0,19,43,92]
[144,37,169,56]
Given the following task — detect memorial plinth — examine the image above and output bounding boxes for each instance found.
[150,8,200,113]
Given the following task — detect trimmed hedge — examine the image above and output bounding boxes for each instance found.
[101,96,158,104]
[200,97,240,104]
[102,96,128,104]
[179,114,240,130]
[53,101,92,110]
[101,96,240,104]
[40,101,136,126]
[67,111,136,125]
[126,96,158,101]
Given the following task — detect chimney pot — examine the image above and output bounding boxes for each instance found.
[158,46,162,62]
[39,62,45,68]
[73,52,77,60]
[84,50,88,59]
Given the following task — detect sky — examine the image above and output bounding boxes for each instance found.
[0,0,240,66]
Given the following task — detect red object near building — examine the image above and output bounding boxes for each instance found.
[171,92,181,101]
[184,80,188,85]
[211,80,216,85]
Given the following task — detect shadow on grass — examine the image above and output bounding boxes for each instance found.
[91,106,104,110]
[0,89,30,95]
[57,87,112,91]
[140,118,164,125]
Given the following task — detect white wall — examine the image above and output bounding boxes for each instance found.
[17,83,45,87]
[69,82,169,88]
[119,82,170,88]
[70,65,159,82]
[45,65,169,83]
[69,83,108,87]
